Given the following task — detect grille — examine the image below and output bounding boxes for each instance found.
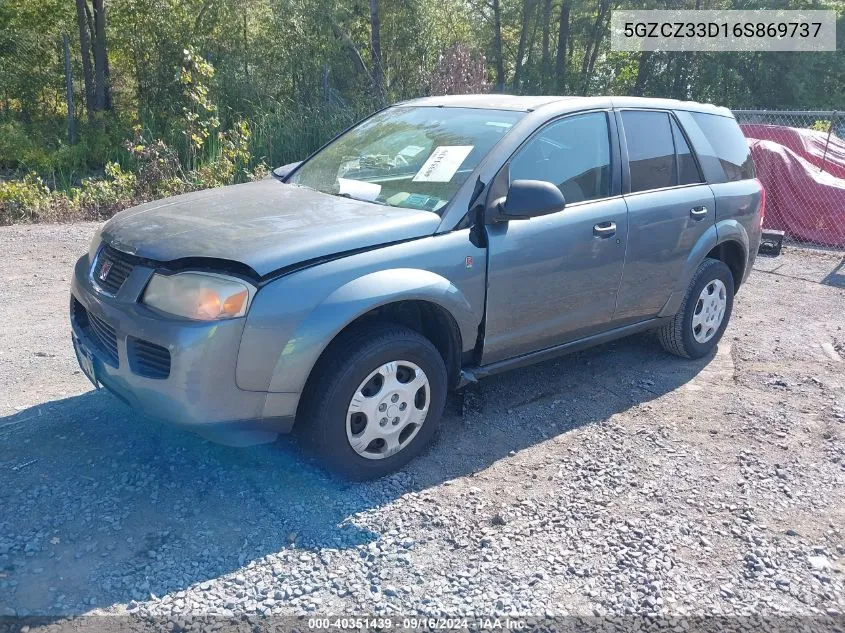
[129,338,171,379]
[72,297,119,366]
[93,245,136,294]
[88,312,119,366]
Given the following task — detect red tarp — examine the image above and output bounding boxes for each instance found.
[740,124,845,247]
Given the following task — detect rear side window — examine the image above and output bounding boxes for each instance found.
[691,112,755,181]
[622,111,676,192]
[671,117,704,185]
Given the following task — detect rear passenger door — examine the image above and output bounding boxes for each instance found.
[613,109,715,323]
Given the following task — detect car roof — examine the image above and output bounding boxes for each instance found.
[395,94,572,111]
[395,94,732,117]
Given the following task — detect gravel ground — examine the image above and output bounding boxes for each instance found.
[0,223,843,628]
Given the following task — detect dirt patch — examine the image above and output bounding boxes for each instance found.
[0,225,842,622]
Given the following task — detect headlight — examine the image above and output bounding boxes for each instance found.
[142,272,256,320]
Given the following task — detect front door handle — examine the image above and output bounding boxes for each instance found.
[690,206,708,219]
[593,221,616,238]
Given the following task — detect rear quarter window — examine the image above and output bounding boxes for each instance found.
[691,112,755,182]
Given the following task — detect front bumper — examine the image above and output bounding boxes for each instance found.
[70,253,297,445]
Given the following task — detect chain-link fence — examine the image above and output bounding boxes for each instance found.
[733,109,845,250]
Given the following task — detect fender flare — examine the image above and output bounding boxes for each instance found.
[714,219,751,283]
[265,268,478,394]
[658,223,748,318]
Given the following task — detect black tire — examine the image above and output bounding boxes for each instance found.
[299,323,447,480]
[657,258,735,359]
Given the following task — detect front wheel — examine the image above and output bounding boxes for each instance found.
[658,258,735,359]
[300,324,447,480]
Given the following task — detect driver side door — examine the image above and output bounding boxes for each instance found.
[481,110,628,365]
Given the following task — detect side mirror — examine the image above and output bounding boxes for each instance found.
[272,161,303,181]
[493,179,566,222]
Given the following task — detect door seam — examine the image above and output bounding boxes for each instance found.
[611,197,632,319]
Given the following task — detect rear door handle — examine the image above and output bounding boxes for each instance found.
[593,221,616,238]
[690,206,708,219]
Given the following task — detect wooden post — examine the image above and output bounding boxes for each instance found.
[63,33,77,145]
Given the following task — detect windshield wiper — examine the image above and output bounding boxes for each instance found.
[332,192,386,206]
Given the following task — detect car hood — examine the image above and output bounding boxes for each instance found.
[101,179,442,277]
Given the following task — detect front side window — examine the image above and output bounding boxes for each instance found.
[509,111,611,203]
[622,110,676,192]
[289,107,524,214]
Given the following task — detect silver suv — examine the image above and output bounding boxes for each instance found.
[70,95,764,478]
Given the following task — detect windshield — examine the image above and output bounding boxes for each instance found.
[288,106,524,214]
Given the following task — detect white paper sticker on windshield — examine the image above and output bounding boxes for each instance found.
[338,177,381,202]
[398,145,426,158]
[412,146,474,183]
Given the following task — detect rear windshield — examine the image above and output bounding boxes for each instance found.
[691,112,756,181]
[289,106,524,214]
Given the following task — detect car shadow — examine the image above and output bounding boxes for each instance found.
[0,331,711,616]
[820,255,845,288]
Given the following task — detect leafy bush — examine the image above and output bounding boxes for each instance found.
[0,118,125,182]
[124,127,187,199]
[69,163,138,219]
[0,52,275,224]
[0,121,39,170]
[0,164,140,224]
[193,119,260,188]
[811,120,832,133]
[0,173,53,224]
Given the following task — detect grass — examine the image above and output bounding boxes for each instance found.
[1,103,364,189]
[247,105,365,167]
[0,101,374,225]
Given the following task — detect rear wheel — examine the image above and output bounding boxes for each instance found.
[658,258,735,359]
[300,324,447,479]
